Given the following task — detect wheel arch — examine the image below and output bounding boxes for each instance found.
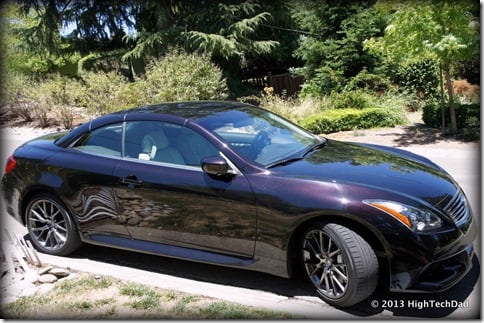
[20,186,69,225]
[21,186,83,256]
[286,214,392,289]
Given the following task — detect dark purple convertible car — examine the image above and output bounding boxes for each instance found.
[2,101,477,307]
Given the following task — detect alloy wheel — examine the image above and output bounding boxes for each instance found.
[27,198,69,252]
[302,228,349,299]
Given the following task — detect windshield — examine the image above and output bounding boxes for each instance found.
[194,106,322,167]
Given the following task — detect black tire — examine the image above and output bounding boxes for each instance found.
[301,222,378,308]
[25,193,82,256]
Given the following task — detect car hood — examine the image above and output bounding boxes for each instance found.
[271,140,457,205]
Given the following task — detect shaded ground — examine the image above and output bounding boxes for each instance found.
[325,112,478,148]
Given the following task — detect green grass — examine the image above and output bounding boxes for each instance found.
[2,273,298,320]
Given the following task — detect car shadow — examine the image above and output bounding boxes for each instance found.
[346,254,481,319]
[70,243,316,298]
[68,243,480,319]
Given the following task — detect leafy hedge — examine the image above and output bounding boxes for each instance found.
[422,103,480,140]
[300,107,405,134]
[422,103,480,129]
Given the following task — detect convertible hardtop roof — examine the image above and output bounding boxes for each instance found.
[55,101,257,146]
[122,100,251,120]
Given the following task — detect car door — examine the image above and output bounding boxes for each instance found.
[59,122,131,239]
[112,120,257,258]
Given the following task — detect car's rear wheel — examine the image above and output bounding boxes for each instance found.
[25,193,82,255]
[301,222,378,308]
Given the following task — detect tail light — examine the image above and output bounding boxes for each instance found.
[5,156,16,174]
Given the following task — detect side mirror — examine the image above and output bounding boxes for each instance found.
[201,156,235,177]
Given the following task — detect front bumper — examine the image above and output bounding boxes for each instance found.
[389,218,478,293]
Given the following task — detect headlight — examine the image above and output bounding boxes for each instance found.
[364,200,442,231]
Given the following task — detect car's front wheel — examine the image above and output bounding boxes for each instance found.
[301,222,378,308]
[25,193,82,256]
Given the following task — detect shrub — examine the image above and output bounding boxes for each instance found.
[31,74,87,128]
[422,103,480,129]
[80,70,131,116]
[300,107,406,134]
[300,66,344,98]
[139,49,228,104]
[393,59,439,101]
[239,94,321,122]
[329,89,375,109]
[2,72,37,121]
[346,69,394,93]
[463,116,480,141]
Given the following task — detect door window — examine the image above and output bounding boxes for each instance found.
[124,121,219,166]
[73,123,123,157]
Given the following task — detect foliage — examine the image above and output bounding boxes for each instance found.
[138,50,228,103]
[182,2,278,62]
[16,0,134,56]
[292,1,385,96]
[80,70,131,116]
[33,74,85,128]
[0,2,49,74]
[300,107,405,134]
[3,0,479,139]
[367,1,479,64]
[452,79,480,104]
[422,102,480,130]
[239,92,320,122]
[392,59,439,101]
[299,66,344,97]
[329,89,376,110]
[346,68,393,93]
[462,116,480,142]
[365,0,480,131]
[1,71,33,106]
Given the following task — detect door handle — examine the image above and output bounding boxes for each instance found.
[119,175,143,186]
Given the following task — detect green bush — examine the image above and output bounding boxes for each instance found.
[393,59,439,101]
[300,107,405,134]
[346,69,394,93]
[300,66,344,98]
[32,74,86,128]
[139,49,228,104]
[329,89,375,109]
[422,103,480,129]
[80,70,132,116]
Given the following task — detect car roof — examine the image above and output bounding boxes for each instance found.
[55,100,255,147]
[122,100,249,121]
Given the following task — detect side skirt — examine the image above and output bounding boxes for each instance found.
[88,234,254,267]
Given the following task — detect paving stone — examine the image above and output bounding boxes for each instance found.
[49,267,70,278]
[38,274,58,284]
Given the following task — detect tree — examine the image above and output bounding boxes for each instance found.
[365,0,479,132]
[9,0,284,94]
[124,2,279,75]
[290,0,385,96]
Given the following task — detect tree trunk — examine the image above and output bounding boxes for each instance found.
[444,67,457,133]
[439,62,445,133]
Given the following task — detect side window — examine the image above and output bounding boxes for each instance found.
[73,123,123,157]
[125,121,218,166]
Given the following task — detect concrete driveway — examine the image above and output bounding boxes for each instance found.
[0,125,481,319]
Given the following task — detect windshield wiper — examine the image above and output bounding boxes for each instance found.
[266,138,327,169]
[302,139,327,157]
[266,157,304,169]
